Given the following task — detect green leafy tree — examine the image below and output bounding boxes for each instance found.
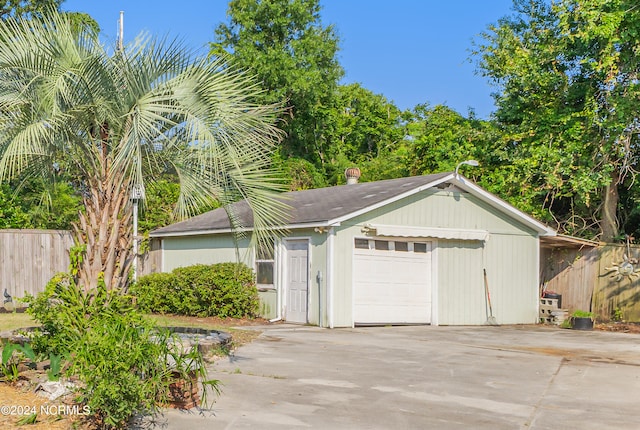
[0,0,61,20]
[211,0,343,167]
[272,155,327,190]
[0,12,288,291]
[329,84,403,162]
[20,180,82,230]
[0,1,98,34]
[475,0,640,240]
[0,174,82,230]
[0,184,32,228]
[137,178,181,234]
[404,104,495,178]
[137,175,221,234]
[323,84,406,183]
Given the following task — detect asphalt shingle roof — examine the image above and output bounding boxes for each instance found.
[151,172,452,236]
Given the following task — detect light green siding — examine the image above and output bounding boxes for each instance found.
[435,240,485,325]
[328,188,540,327]
[345,189,533,235]
[162,235,251,271]
[309,231,329,326]
[258,289,277,319]
[476,233,539,324]
[331,228,355,327]
[435,234,538,325]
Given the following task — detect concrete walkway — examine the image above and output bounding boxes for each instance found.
[145,324,640,429]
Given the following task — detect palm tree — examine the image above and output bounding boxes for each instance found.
[0,12,288,291]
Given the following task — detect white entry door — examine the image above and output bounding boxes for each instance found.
[353,240,432,324]
[285,240,309,323]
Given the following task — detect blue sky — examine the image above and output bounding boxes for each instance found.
[63,0,515,119]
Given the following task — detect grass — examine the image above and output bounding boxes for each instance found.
[145,313,263,347]
[146,314,225,329]
[0,311,35,332]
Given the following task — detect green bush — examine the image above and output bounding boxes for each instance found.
[132,263,259,318]
[23,272,98,356]
[130,272,178,314]
[24,276,219,429]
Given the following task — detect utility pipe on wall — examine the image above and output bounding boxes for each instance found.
[317,270,323,328]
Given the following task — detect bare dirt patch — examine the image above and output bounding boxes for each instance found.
[595,322,640,334]
[0,383,82,429]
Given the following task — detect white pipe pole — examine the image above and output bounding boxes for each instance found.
[117,11,124,52]
[133,199,138,281]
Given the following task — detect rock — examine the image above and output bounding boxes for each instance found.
[36,359,51,371]
[34,381,75,400]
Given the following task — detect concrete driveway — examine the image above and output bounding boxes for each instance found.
[151,324,640,429]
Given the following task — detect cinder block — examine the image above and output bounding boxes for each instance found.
[540,298,559,307]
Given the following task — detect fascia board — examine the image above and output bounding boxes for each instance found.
[149,222,335,238]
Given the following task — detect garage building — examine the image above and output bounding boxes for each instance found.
[150,172,555,327]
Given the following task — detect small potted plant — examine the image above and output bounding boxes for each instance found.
[570,310,594,330]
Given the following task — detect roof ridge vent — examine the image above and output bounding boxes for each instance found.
[345,167,361,185]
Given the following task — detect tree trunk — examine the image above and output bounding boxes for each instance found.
[71,129,134,292]
[73,173,133,292]
[600,169,620,242]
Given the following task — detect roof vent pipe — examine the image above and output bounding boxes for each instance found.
[345,167,361,185]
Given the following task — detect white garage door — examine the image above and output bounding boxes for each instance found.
[353,239,432,324]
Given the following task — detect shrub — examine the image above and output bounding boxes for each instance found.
[23,272,97,356]
[24,276,219,429]
[130,272,178,315]
[132,263,259,318]
[571,310,594,319]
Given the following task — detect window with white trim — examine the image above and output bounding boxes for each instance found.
[394,241,409,252]
[354,238,369,249]
[354,239,429,253]
[414,242,427,253]
[256,240,274,288]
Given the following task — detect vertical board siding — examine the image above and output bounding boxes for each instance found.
[437,240,485,325]
[308,231,328,327]
[541,246,598,313]
[437,234,538,325]
[541,244,640,322]
[488,234,539,324]
[0,230,73,300]
[162,235,250,271]
[138,239,162,277]
[332,229,355,327]
[161,230,328,324]
[355,190,531,235]
[593,244,640,321]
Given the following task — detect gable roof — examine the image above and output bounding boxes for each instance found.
[150,172,556,238]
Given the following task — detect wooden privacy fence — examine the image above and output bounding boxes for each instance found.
[138,238,162,278]
[0,229,160,302]
[0,229,73,301]
[542,243,640,322]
